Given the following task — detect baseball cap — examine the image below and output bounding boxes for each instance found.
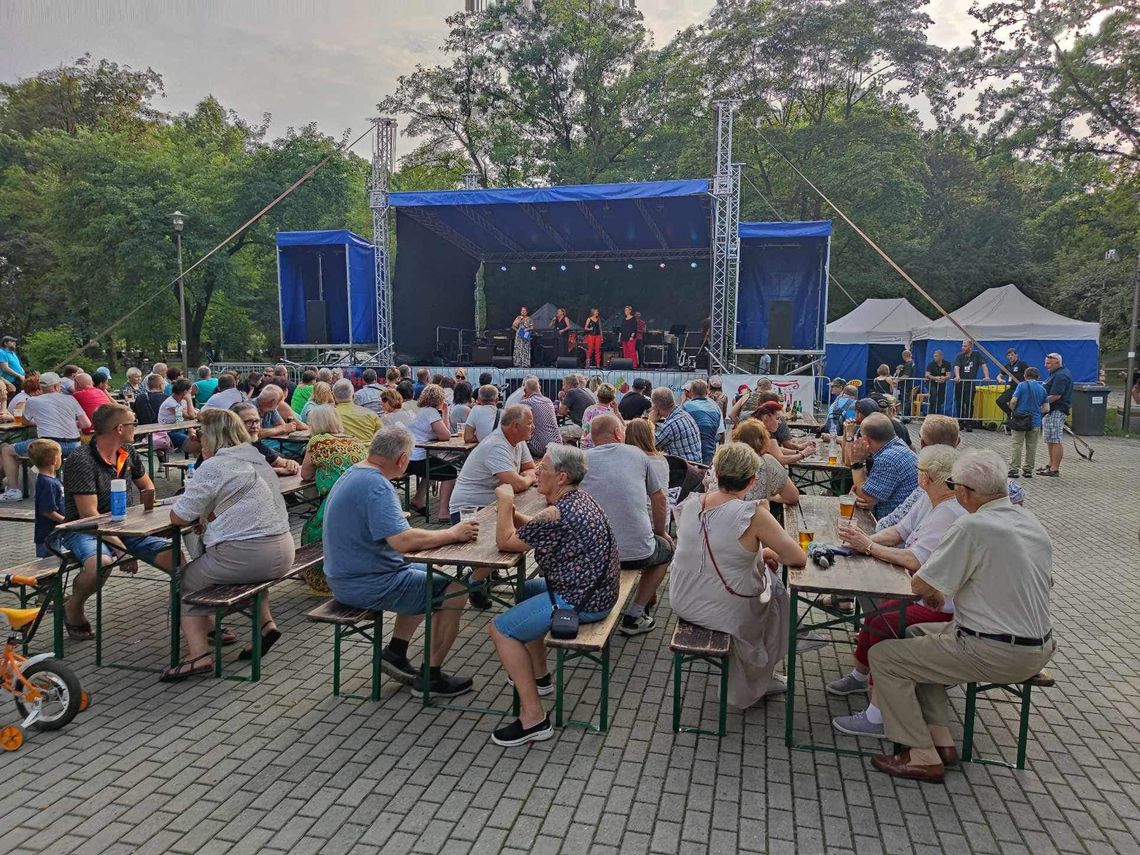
[1045,352,1062,361]
[632,377,649,390]
[1,335,16,346]
[854,398,881,417]
[681,381,693,392]
[39,371,61,387]
[94,367,111,381]
[830,377,846,389]
[709,375,722,389]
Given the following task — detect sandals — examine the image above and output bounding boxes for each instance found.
[208,626,238,646]
[238,622,282,661]
[66,621,94,641]
[159,652,214,683]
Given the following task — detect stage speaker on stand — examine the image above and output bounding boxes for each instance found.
[305,300,328,344]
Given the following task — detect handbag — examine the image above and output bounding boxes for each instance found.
[546,509,609,639]
[1009,410,1033,432]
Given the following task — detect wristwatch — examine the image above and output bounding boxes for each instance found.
[850,461,865,471]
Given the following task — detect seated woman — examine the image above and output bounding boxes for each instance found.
[299,404,368,593]
[827,444,965,738]
[731,420,800,510]
[381,388,416,429]
[407,384,458,521]
[165,408,295,681]
[299,381,335,424]
[669,442,807,707]
[754,401,816,467]
[580,383,619,449]
[490,445,620,747]
[449,381,473,432]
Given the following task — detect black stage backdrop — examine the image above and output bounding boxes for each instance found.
[483,260,708,333]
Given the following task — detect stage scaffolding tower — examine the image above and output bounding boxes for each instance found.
[709,100,741,373]
[370,118,397,364]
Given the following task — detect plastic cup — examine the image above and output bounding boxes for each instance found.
[140,488,156,511]
[459,506,480,523]
[838,495,856,521]
[455,422,466,437]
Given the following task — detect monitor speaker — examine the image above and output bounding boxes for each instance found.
[608,358,634,370]
[642,345,665,366]
[472,344,494,363]
[305,300,328,344]
[643,330,664,347]
[492,355,514,368]
[768,300,795,350]
[555,356,578,369]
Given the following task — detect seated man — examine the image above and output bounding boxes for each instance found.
[449,405,536,519]
[322,426,480,697]
[580,414,673,636]
[517,377,562,459]
[71,372,113,435]
[229,402,301,476]
[681,379,723,465]
[0,371,89,501]
[826,445,966,736]
[131,372,168,425]
[332,378,382,444]
[650,387,703,464]
[202,372,246,411]
[59,403,174,638]
[868,449,1055,782]
[849,413,917,520]
[557,374,594,426]
[254,384,300,439]
[353,368,386,415]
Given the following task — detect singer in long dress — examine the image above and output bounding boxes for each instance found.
[512,307,534,368]
[669,442,807,707]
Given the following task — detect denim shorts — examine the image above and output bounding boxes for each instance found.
[493,578,611,643]
[345,564,453,614]
[12,438,81,457]
[60,531,171,567]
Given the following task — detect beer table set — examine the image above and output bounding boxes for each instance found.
[786,410,821,431]
[414,434,479,520]
[403,488,546,715]
[135,420,198,480]
[787,442,852,495]
[782,495,917,757]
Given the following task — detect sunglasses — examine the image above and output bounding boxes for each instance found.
[944,479,974,492]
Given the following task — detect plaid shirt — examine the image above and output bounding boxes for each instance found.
[655,406,703,463]
[862,437,918,520]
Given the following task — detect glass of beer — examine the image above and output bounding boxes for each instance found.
[459,506,480,523]
[798,529,814,551]
[838,495,856,521]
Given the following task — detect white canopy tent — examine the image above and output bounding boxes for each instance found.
[824,298,930,383]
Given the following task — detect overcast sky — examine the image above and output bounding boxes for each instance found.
[1,0,975,160]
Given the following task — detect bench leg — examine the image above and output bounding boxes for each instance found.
[370,616,383,702]
[333,624,343,697]
[249,591,264,682]
[214,608,225,678]
[555,649,565,728]
[20,458,29,499]
[717,655,729,737]
[672,652,682,734]
[1016,683,1032,770]
[52,571,65,660]
[961,682,977,763]
[599,642,610,733]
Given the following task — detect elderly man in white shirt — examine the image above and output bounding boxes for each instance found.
[867,449,1055,783]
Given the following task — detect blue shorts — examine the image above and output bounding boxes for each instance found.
[341,564,454,614]
[12,438,81,457]
[493,578,611,644]
[169,430,189,449]
[60,531,171,568]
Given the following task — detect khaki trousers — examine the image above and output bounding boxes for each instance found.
[869,621,1055,749]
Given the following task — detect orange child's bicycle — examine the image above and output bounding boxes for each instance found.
[0,530,89,751]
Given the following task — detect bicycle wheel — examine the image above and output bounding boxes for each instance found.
[14,659,81,731]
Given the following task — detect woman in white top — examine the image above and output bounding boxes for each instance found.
[380,388,416,429]
[165,408,294,682]
[407,383,459,521]
[669,442,807,707]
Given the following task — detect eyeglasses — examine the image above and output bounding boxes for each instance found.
[944,479,974,492]
[242,419,261,428]
[119,420,138,428]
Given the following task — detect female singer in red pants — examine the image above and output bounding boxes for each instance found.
[583,307,603,367]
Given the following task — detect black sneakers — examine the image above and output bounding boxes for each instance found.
[380,649,417,685]
[507,672,554,696]
[414,671,474,698]
[492,716,554,747]
[619,613,655,636]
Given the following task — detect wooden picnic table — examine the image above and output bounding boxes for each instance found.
[781,495,917,756]
[0,508,35,523]
[415,435,479,520]
[404,487,546,714]
[786,410,820,430]
[787,453,852,496]
[135,420,198,480]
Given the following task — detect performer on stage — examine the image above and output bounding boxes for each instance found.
[634,311,647,366]
[583,307,603,368]
[512,306,535,367]
[620,305,639,368]
[550,307,573,359]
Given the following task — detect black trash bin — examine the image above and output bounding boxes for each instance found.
[1070,384,1110,436]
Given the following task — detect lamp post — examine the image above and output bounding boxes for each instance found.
[171,211,188,372]
[1124,201,1140,435]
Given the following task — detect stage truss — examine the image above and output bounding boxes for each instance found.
[709,99,742,374]
[369,118,397,365]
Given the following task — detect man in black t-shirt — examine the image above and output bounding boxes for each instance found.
[952,340,989,430]
[618,378,653,420]
[894,350,917,414]
[558,374,594,425]
[58,403,172,638]
[924,350,950,416]
[995,347,1029,426]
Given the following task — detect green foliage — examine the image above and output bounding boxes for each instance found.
[23,325,93,373]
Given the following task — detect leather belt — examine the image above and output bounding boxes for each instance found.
[958,626,1052,647]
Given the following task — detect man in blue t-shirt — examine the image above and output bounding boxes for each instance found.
[1040,352,1073,477]
[681,379,723,464]
[0,334,26,392]
[1008,366,1048,478]
[322,426,480,698]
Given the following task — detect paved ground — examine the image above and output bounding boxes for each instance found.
[1,428,1139,855]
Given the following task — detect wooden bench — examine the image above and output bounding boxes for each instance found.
[162,459,193,484]
[183,541,324,682]
[961,670,1055,770]
[544,569,639,733]
[670,620,732,737]
[306,600,386,701]
[0,508,36,523]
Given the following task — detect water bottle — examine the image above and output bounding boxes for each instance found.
[185,463,195,483]
[110,478,127,520]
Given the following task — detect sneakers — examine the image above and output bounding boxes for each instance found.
[832,710,886,738]
[796,631,828,653]
[468,587,493,610]
[1007,469,1019,478]
[413,671,474,698]
[491,716,554,747]
[619,613,655,637]
[0,488,22,502]
[763,674,788,697]
[380,648,418,685]
[507,672,555,697]
[1040,469,1059,477]
[826,673,870,696]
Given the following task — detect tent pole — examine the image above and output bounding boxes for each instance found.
[1124,224,1140,436]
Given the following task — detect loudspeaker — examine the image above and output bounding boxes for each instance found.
[768,300,795,350]
[492,355,514,368]
[491,333,512,356]
[644,330,664,347]
[305,300,328,344]
[555,356,579,369]
[608,358,634,370]
[472,344,494,363]
[642,345,665,366]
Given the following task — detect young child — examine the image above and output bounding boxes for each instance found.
[29,439,65,558]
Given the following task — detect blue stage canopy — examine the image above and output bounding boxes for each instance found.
[736,220,831,352]
[277,229,376,348]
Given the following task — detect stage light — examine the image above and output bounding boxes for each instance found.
[500,265,507,271]
[659,263,666,269]
[593,264,600,270]
[530,265,537,271]
[690,262,698,269]
[627,263,633,270]
[560,264,567,271]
